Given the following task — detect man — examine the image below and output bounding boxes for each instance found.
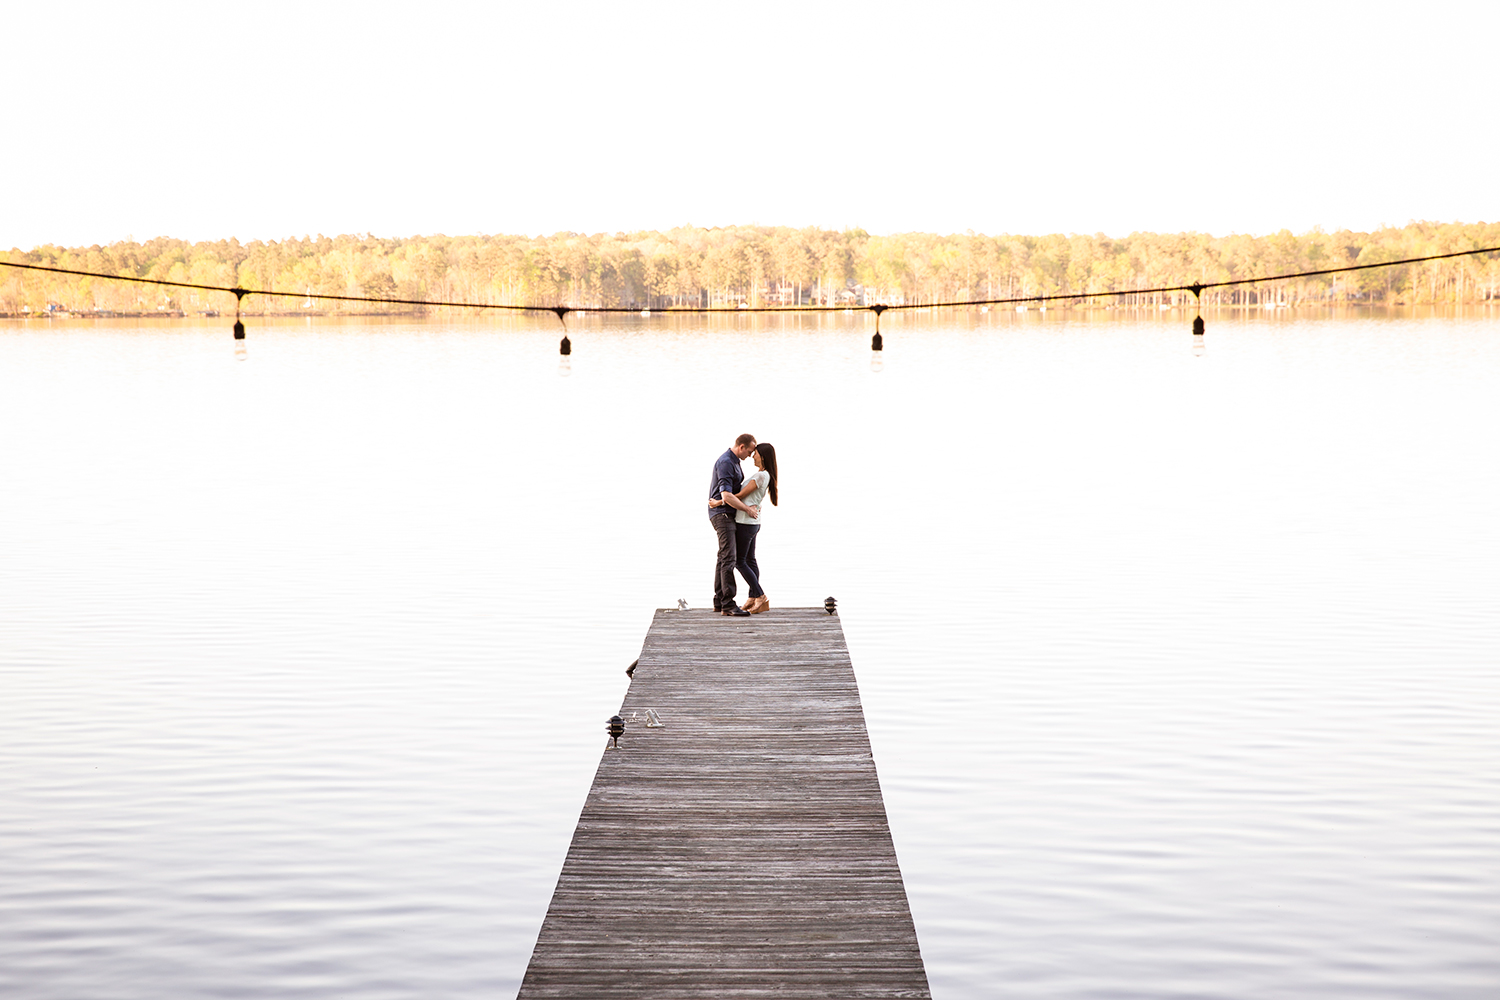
[708,433,758,616]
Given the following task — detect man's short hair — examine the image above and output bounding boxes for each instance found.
[734,433,756,447]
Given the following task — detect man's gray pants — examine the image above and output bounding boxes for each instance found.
[710,511,737,610]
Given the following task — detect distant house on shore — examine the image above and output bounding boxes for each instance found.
[858,286,905,307]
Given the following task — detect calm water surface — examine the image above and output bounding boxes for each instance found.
[2,311,1497,999]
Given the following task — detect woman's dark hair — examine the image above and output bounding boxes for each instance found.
[755,442,778,506]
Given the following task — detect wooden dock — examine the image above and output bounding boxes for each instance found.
[517,607,930,999]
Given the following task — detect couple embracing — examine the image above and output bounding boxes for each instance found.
[707,433,779,617]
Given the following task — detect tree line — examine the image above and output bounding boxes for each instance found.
[5,220,1500,316]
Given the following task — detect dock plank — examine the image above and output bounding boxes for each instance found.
[517,607,930,999]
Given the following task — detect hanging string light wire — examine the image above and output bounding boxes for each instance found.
[4,244,1498,348]
[232,287,247,340]
[870,304,888,351]
[550,306,572,356]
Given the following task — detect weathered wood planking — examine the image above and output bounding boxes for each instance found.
[517,607,930,1000]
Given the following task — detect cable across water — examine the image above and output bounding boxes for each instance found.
[5,244,1498,351]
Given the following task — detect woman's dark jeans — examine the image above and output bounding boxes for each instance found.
[734,522,763,598]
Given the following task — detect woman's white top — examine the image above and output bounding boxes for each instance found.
[735,470,771,525]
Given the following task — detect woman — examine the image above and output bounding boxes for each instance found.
[715,442,777,614]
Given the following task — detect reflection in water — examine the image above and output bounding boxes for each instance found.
[0,313,1497,1000]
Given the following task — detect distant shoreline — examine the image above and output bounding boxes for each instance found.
[5,302,1494,323]
[6,222,1498,314]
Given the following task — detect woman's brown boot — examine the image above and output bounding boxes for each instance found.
[750,596,770,614]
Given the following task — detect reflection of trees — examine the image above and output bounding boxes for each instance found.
[5,221,1500,315]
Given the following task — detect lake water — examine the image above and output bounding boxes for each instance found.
[2,309,1497,1000]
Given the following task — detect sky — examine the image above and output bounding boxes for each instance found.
[5,0,1497,250]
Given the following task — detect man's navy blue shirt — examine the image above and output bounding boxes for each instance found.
[708,448,743,518]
